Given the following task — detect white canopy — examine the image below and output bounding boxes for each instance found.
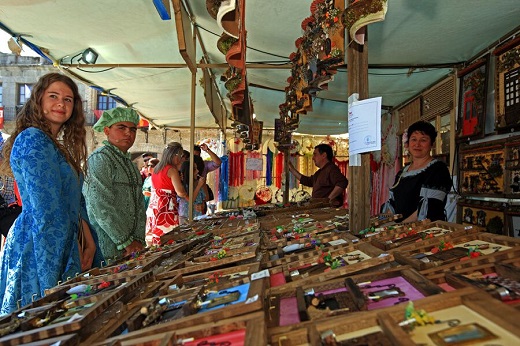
[0,0,518,134]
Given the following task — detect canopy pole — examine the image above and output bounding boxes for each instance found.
[188,24,197,223]
[347,31,371,233]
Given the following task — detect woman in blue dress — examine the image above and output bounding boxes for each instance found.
[0,73,103,315]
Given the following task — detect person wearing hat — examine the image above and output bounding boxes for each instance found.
[83,107,146,260]
[140,152,154,180]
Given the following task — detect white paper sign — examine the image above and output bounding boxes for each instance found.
[251,269,270,281]
[348,96,382,155]
[246,157,263,171]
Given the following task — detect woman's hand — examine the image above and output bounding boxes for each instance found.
[197,176,207,188]
[78,219,96,272]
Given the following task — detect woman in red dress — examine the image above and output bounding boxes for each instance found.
[145,142,187,245]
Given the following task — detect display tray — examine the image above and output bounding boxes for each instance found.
[312,287,520,345]
[266,266,443,330]
[205,233,260,251]
[189,244,259,263]
[267,246,395,294]
[377,287,520,345]
[0,272,152,345]
[19,334,79,346]
[253,201,330,218]
[443,262,520,306]
[262,230,359,262]
[178,262,261,290]
[205,222,261,239]
[352,219,429,240]
[155,249,258,280]
[393,231,520,270]
[370,221,480,251]
[95,311,266,346]
[420,250,520,286]
[263,237,355,269]
[258,206,349,229]
[84,278,267,345]
[265,220,338,242]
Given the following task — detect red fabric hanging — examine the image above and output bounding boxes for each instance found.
[334,158,349,208]
[334,158,348,176]
[275,152,284,189]
[229,151,245,187]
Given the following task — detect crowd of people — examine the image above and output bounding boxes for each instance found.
[0,73,221,315]
[0,73,452,316]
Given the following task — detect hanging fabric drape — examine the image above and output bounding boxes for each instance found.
[229,151,245,187]
[334,157,349,208]
[213,167,220,202]
[334,158,348,177]
[219,155,229,201]
[274,152,284,189]
[265,148,273,186]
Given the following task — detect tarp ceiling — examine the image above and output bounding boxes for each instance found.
[1,0,519,135]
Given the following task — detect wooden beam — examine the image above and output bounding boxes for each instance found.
[172,0,196,73]
[59,62,292,69]
[347,31,371,233]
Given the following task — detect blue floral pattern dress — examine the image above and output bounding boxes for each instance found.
[0,128,102,315]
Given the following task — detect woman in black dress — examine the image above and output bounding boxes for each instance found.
[381,121,452,222]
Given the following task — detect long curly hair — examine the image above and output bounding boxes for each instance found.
[155,142,183,173]
[0,72,87,176]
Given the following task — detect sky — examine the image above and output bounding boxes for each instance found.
[0,29,39,56]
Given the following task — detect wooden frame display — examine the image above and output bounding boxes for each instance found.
[393,232,520,271]
[267,244,395,294]
[0,272,152,345]
[369,221,479,251]
[456,55,488,141]
[457,198,506,234]
[112,279,265,340]
[96,311,266,346]
[21,334,79,346]
[494,36,520,133]
[374,288,520,345]
[444,262,520,307]
[420,249,520,286]
[307,288,520,345]
[263,237,364,270]
[505,138,520,196]
[266,266,443,330]
[458,140,506,197]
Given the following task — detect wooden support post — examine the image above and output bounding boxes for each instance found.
[347,32,371,233]
[188,25,197,222]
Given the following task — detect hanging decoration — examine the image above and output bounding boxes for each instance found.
[275,152,284,189]
[219,155,229,202]
[265,148,273,186]
[342,0,388,45]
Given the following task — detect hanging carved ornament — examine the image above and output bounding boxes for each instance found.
[217,33,238,55]
[206,0,223,20]
[342,0,388,45]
